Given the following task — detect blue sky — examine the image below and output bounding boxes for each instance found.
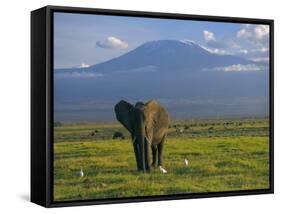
[54,12,269,69]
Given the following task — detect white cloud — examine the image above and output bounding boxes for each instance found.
[204,64,266,72]
[203,30,216,42]
[199,43,250,57]
[238,49,248,55]
[251,47,269,53]
[255,25,269,40]
[55,72,104,78]
[71,63,90,69]
[111,65,157,74]
[180,39,197,45]
[96,36,128,49]
[198,25,269,60]
[237,24,269,46]
[228,40,240,49]
[250,57,269,62]
[201,30,240,55]
[237,28,250,39]
[203,30,233,49]
[79,63,90,68]
[199,45,229,55]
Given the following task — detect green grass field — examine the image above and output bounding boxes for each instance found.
[53,118,270,201]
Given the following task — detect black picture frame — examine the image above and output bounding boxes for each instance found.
[31,5,274,208]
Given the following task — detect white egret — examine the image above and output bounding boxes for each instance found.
[159,166,167,174]
[79,168,84,177]
[184,159,189,167]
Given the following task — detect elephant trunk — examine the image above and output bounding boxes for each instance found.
[135,125,146,173]
[135,134,145,172]
[141,136,146,173]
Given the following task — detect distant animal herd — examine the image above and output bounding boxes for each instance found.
[87,130,125,139]
[85,120,244,140]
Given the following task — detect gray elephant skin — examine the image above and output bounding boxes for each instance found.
[114,100,170,172]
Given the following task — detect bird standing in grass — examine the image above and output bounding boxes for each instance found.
[184,159,189,167]
[79,168,84,177]
[159,166,167,174]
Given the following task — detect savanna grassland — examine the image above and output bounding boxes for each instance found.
[53,118,270,201]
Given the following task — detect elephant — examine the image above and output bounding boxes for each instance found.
[114,100,170,172]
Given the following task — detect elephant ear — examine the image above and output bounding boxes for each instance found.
[114,100,134,133]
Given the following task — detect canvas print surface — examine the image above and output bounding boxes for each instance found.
[53,12,270,202]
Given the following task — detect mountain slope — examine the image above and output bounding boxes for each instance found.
[56,40,251,74]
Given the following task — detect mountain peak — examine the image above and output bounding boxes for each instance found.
[139,39,200,49]
[131,39,210,60]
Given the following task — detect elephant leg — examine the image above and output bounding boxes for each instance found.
[144,139,150,172]
[133,143,141,171]
[157,139,165,167]
[151,145,157,167]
